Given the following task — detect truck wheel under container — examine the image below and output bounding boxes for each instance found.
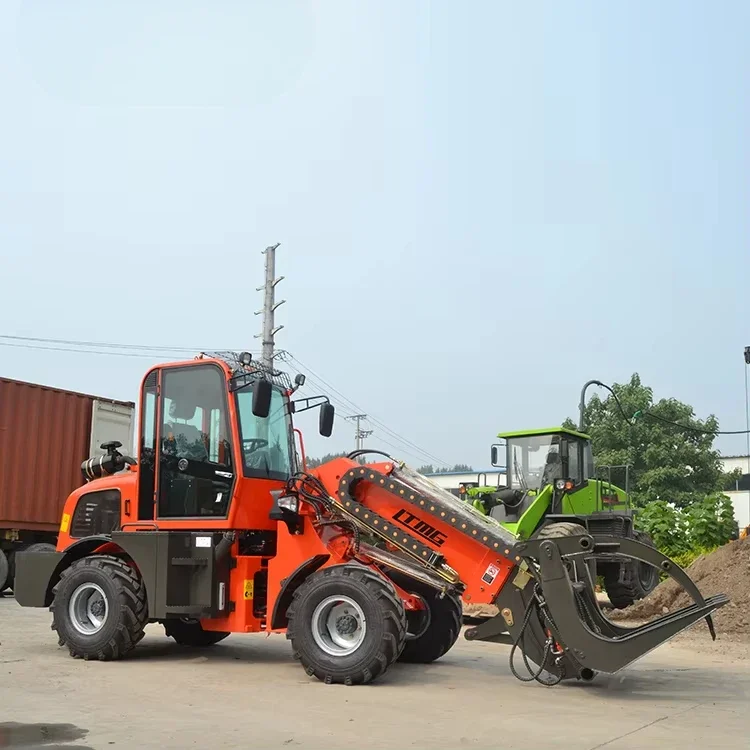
[50,555,148,660]
[286,564,407,685]
[0,549,8,593]
[385,570,462,664]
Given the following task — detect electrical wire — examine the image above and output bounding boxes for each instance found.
[0,334,238,353]
[279,350,451,467]
[0,341,168,359]
[587,380,750,436]
[3,333,457,466]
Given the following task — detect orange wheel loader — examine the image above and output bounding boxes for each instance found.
[13,353,728,686]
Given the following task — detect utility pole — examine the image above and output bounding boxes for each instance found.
[744,346,750,476]
[255,243,285,369]
[346,414,373,452]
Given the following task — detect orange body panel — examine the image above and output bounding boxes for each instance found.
[313,458,516,605]
[266,517,346,631]
[56,470,138,551]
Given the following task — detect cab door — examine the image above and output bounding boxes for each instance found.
[156,364,236,520]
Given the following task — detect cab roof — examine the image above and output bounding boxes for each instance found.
[497,426,591,440]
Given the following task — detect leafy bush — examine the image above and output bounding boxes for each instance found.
[636,494,735,559]
[636,500,689,556]
[686,494,736,549]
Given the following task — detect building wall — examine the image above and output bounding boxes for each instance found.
[726,491,750,529]
[720,455,750,475]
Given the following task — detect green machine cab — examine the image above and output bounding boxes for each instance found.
[467,426,657,608]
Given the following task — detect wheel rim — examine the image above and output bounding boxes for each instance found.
[311,595,367,656]
[405,599,431,641]
[68,583,109,636]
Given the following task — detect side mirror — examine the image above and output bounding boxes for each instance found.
[294,373,306,387]
[319,402,335,437]
[252,379,272,418]
[491,446,498,466]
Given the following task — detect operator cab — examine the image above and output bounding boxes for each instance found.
[489,427,594,521]
[504,428,594,494]
[136,352,334,526]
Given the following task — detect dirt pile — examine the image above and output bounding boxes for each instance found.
[610,537,750,636]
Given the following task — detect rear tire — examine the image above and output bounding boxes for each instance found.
[164,619,230,647]
[287,564,406,685]
[24,542,57,554]
[51,555,148,660]
[0,549,9,593]
[386,571,462,664]
[603,531,659,609]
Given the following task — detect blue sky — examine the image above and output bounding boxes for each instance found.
[1,1,749,467]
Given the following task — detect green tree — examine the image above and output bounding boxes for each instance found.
[305,452,348,469]
[567,373,724,508]
[416,464,474,475]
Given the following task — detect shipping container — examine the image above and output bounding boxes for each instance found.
[0,377,135,591]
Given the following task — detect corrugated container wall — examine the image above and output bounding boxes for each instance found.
[0,378,131,530]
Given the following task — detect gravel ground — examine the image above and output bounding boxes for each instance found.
[1,596,749,749]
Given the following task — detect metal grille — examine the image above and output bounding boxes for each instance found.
[587,516,630,537]
[70,489,121,538]
[206,351,293,391]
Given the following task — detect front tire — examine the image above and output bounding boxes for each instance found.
[386,571,462,664]
[603,531,659,609]
[287,564,406,685]
[164,619,230,647]
[51,555,148,660]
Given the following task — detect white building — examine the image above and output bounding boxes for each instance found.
[719,456,750,529]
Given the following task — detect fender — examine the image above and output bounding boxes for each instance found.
[14,535,114,608]
[270,554,330,630]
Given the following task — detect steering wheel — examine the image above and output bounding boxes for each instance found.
[243,438,268,454]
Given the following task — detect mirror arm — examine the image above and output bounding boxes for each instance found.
[292,395,330,414]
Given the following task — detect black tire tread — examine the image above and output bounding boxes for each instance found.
[286,564,407,685]
[51,555,148,661]
[535,522,587,539]
[385,570,462,664]
[603,531,659,609]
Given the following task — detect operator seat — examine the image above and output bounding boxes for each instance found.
[162,400,208,515]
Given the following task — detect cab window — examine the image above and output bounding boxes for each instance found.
[235,385,293,480]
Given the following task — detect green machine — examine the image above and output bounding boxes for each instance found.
[467,426,658,608]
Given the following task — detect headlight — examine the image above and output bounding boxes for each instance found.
[278,496,299,513]
[555,479,567,491]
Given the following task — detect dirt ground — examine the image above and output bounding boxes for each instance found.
[1,597,749,749]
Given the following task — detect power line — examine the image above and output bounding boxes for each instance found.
[279,350,450,467]
[0,334,229,352]
[0,341,169,359]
